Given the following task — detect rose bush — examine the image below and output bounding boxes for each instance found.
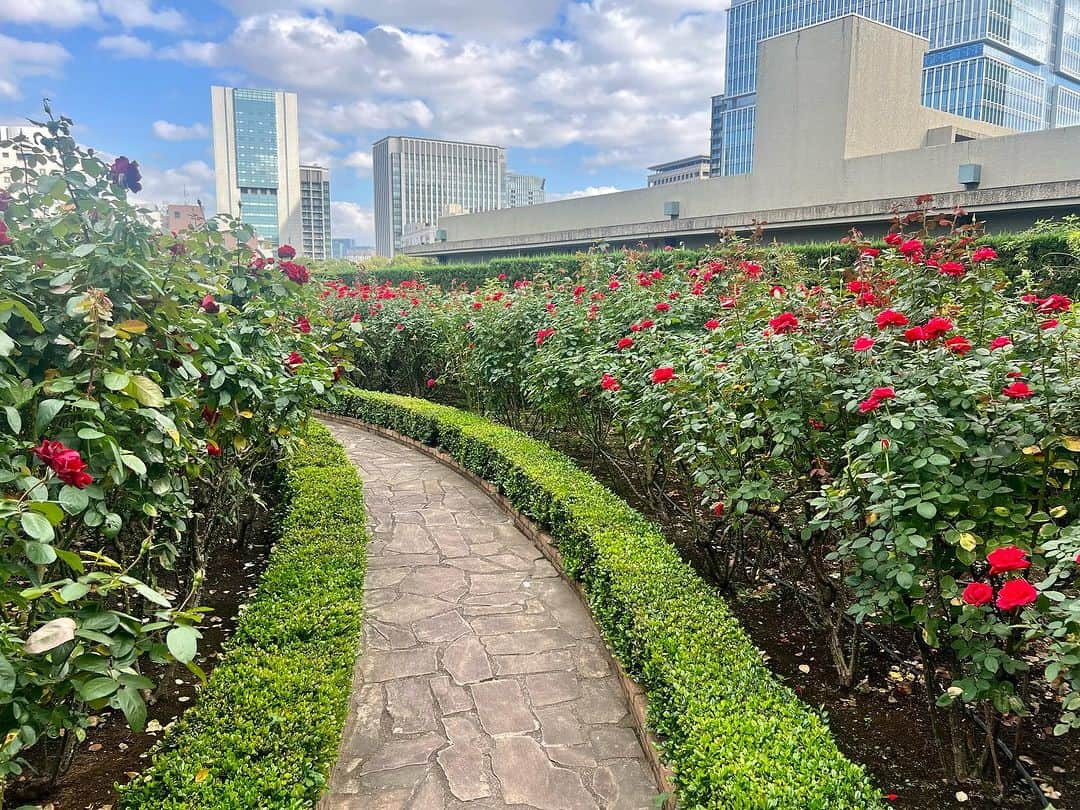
[330,205,1079,791]
[0,107,342,798]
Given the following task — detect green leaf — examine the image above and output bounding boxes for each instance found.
[25,541,57,565]
[127,375,165,408]
[121,454,147,475]
[77,427,105,440]
[79,676,118,702]
[35,399,65,433]
[166,626,199,663]
[0,329,14,357]
[71,243,97,258]
[3,406,21,434]
[135,582,171,608]
[58,582,90,603]
[103,372,130,391]
[115,685,147,733]
[20,511,54,542]
[0,654,15,695]
[916,501,937,520]
[58,485,89,515]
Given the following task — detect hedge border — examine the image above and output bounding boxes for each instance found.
[119,420,367,809]
[325,388,881,810]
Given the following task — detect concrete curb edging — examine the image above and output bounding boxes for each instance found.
[318,412,679,809]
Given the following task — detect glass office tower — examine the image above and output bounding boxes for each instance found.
[711,0,1080,176]
[211,86,303,251]
[373,136,506,258]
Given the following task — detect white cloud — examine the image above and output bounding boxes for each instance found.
[0,0,98,27]
[137,159,216,212]
[151,120,209,141]
[0,33,70,100]
[342,150,372,178]
[99,0,184,31]
[548,186,623,201]
[331,200,374,244]
[218,0,564,41]
[98,34,153,58]
[159,2,728,170]
[299,129,342,169]
[0,0,185,30]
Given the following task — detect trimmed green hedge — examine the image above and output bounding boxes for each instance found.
[357,226,1080,296]
[326,388,880,809]
[119,420,367,809]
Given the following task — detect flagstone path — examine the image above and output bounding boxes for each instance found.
[319,418,661,810]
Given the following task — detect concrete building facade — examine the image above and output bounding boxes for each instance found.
[505,172,546,207]
[408,16,1080,262]
[211,86,302,253]
[711,0,1080,177]
[162,203,206,233]
[648,156,711,187]
[372,136,506,257]
[300,164,331,260]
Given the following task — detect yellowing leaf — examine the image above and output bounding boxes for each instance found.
[958,532,978,551]
[866,512,879,526]
[116,319,148,335]
[238,410,253,419]
[1022,445,1042,455]
[127,375,165,408]
[1062,437,1080,452]
[195,768,209,783]
[1050,505,1068,518]
[232,435,249,452]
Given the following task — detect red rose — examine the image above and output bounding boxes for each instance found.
[617,337,633,350]
[426,378,437,388]
[720,296,737,308]
[600,373,620,392]
[944,335,971,355]
[206,441,222,457]
[904,326,928,343]
[651,366,675,384]
[281,260,310,284]
[655,301,670,312]
[535,328,556,347]
[640,319,654,329]
[285,351,304,369]
[608,279,621,290]
[295,316,311,333]
[938,261,966,278]
[498,273,507,281]
[573,285,586,297]
[995,578,1037,611]
[971,246,997,263]
[277,244,296,259]
[899,238,923,258]
[884,232,903,246]
[870,387,895,401]
[768,312,799,334]
[704,319,720,330]
[1040,319,1059,330]
[847,280,870,294]
[853,336,875,351]
[987,545,1030,575]
[711,502,725,517]
[1002,381,1034,399]
[876,309,909,328]
[961,582,993,606]
[34,440,93,488]
[923,317,953,338]
[0,218,13,247]
[989,336,1012,350]
[200,294,220,314]
[769,285,785,298]
[1037,294,1072,312]
[860,248,880,258]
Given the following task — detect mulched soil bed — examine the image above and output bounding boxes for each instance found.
[6,526,274,810]
[544,429,1078,810]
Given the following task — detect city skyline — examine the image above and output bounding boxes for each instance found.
[0,1,727,245]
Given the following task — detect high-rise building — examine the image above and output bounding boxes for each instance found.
[372,136,506,257]
[647,156,711,187]
[300,164,331,260]
[210,86,302,253]
[162,203,206,233]
[504,172,546,207]
[711,0,1080,177]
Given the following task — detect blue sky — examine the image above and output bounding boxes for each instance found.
[0,1,730,243]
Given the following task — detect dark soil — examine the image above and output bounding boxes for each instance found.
[541,429,1078,810]
[6,528,273,810]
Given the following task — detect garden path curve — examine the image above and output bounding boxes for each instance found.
[319,419,661,810]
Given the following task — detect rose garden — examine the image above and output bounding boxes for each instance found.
[1,114,1078,809]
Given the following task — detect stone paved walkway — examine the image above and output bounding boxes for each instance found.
[320,419,660,810]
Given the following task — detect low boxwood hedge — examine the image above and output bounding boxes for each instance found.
[326,387,881,809]
[119,420,367,809]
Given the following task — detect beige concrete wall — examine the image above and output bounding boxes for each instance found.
[434,15,1073,249]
